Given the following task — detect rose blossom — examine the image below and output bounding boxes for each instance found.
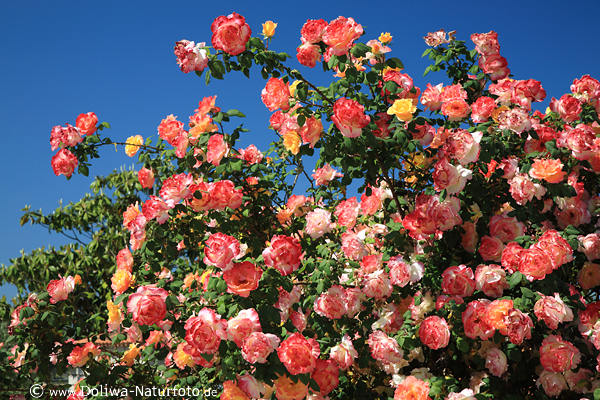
[312,164,343,185]
[534,294,574,330]
[394,376,431,400]
[184,308,227,356]
[478,235,504,262]
[75,112,98,136]
[539,335,581,373]
[367,330,403,364]
[277,332,320,375]
[126,285,168,326]
[138,168,155,189]
[296,43,321,68]
[203,232,244,271]
[51,148,78,178]
[211,13,251,56]
[475,264,508,298]
[262,235,303,276]
[441,265,475,298]
[331,97,370,138]
[227,308,261,347]
[222,261,262,297]
[261,77,291,112]
[314,286,347,319]
[485,347,508,377]
[471,96,496,123]
[241,332,280,364]
[549,94,582,123]
[419,316,450,350]
[311,359,339,395]
[329,334,357,370]
[322,16,363,56]
[305,208,334,239]
[173,40,208,73]
[537,370,568,397]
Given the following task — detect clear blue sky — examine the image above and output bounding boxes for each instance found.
[1,0,598,301]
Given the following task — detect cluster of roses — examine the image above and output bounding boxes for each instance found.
[295,17,363,69]
[34,10,600,400]
[260,79,324,154]
[49,112,98,177]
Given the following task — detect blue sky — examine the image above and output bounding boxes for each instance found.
[1,0,598,301]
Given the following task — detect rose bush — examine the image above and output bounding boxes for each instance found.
[2,11,600,400]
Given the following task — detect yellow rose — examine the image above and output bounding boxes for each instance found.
[379,32,393,44]
[125,135,143,157]
[283,131,301,155]
[387,99,416,121]
[262,20,277,38]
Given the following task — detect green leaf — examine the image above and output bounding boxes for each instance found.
[226,109,245,118]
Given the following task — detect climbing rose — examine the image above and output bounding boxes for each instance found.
[211,13,251,56]
[51,148,78,178]
[126,285,168,326]
[419,316,450,349]
[277,332,320,375]
[331,97,370,138]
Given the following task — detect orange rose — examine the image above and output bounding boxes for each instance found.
[529,158,566,183]
[111,269,133,294]
[274,375,308,400]
[485,299,514,334]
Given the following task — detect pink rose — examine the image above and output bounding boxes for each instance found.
[296,43,321,67]
[50,124,82,150]
[471,96,496,123]
[550,94,582,123]
[534,294,574,330]
[462,300,494,340]
[479,235,505,262]
[75,112,98,136]
[322,16,363,56]
[277,332,320,375]
[331,97,370,138]
[126,285,169,326]
[206,134,229,166]
[262,235,303,276]
[479,54,510,81]
[485,347,508,377]
[489,214,526,243]
[203,232,244,271]
[314,286,347,319]
[138,168,155,189]
[367,330,403,364]
[311,359,339,395]
[227,308,261,347]
[470,31,500,55]
[305,208,333,239]
[312,164,343,185]
[539,335,581,372]
[334,197,360,228]
[184,308,227,355]
[580,233,600,261]
[173,40,208,73]
[537,370,568,397]
[51,148,78,178]
[261,77,291,112]
[241,332,280,364]
[441,265,475,297]
[329,335,357,370]
[475,264,508,298]
[300,19,328,44]
[211,13,251,56]
[419,316,450,350]
[421,83,443,111]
